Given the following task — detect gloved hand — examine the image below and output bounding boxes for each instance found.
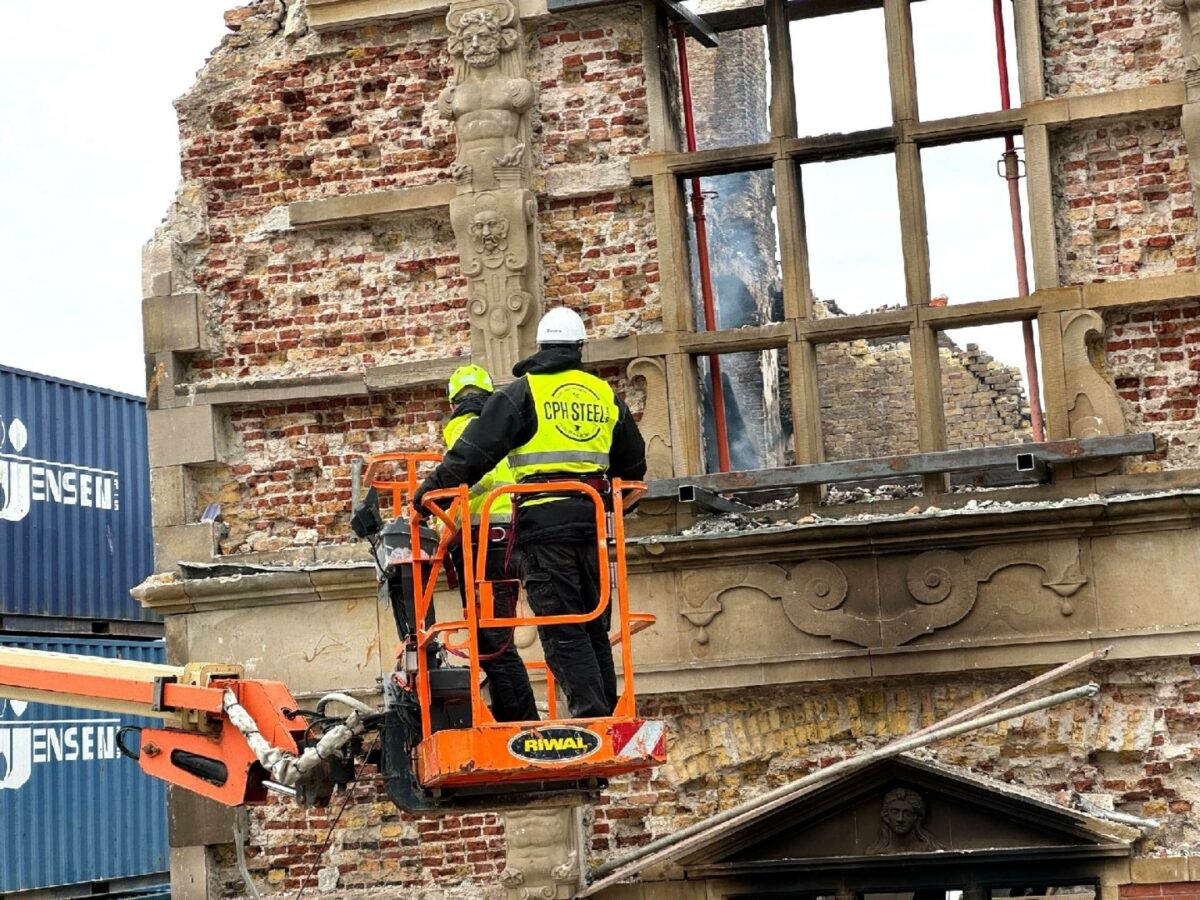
[411,478,434,519]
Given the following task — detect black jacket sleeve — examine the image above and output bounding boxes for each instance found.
[421,379,537,494]
[608,396,648,482]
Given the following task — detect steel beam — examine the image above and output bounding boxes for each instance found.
[642,433,1157,500]
[677,484,750,514]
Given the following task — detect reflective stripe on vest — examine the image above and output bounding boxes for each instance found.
[443,411,515,523]
[509,371,619,486]
[507,450,610,468]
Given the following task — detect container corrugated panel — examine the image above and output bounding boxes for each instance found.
[0,365,156,623]
[0,635,169,893]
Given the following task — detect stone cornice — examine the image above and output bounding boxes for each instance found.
[133,563,378,615]
[630,490,1200,572]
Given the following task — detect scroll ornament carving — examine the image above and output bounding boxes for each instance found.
[627,357,674,479]
[442,0,540,376]
[681,541,1088,649]
[1062,309,1127,475]
[500,807,580,900]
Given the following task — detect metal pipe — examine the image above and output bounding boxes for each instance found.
[993,0,1044,440]
[584,681,1100,892]
[674,23,732,472]
[906,645,1108,741]
[1071,793,1162,830]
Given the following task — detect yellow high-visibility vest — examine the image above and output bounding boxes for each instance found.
[443,411,514,524]
[508,371,619,493]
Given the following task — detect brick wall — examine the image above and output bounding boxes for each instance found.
[190,215,468,383]
[195,386,445,554]
[530,8,650,168]
[1053,114,1196,286]
[1106,299,1200,470]
[541,188,660,339]
[214,657,1200,894]
[1121,885,1200,900]
[1041,0,1184,99]
[167,1,659,389]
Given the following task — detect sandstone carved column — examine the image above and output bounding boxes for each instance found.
[440,0,540,376]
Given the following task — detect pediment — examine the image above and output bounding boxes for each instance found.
[677,756,1137,877]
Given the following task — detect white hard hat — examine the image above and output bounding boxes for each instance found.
[536,307,587,344]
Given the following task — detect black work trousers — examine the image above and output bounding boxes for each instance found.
[448,539,539,723]
[518,540,617,719]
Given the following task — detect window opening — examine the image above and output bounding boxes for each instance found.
[801,153,905,316]
[684,170,784,328]
[679,25,771,151]
[697,350,790,473]
[791,5,892,135]
[922,136,1043,438]
[911,0,1019,122]
[938,323,1035,458]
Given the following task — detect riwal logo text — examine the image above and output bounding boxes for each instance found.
[0,698,123,791]
[0,416,120,523]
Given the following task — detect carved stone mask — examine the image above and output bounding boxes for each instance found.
[470,210,509,253]
[454,11,506,68]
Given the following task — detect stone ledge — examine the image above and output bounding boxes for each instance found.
[306,0,548,31]
[181,373,367,407]
[1129,857,1190,883]
[289,182,455,228]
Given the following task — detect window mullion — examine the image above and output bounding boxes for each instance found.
[766,0,798,138]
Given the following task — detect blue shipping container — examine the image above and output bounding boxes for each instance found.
[0,364,156,623]
[0,635,169,893]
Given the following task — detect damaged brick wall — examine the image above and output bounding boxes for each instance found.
[1107,300,1200,470]
[817,334,1031,462]
[1041,0,1184,98]
[1052,113,1196,286]
[531,12,650,168]
[541,188,661,339]
[190,216,468,383]
[214,658,1200,895]
[194,386,445,554]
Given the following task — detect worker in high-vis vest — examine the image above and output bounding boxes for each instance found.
[440,364,538,723]
[415,309,647,719]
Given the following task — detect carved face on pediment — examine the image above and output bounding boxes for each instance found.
[672,757,1137,880]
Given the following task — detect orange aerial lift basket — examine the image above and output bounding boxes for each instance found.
[359,452,665,809]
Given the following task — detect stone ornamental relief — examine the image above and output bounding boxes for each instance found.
[499,807,581,899]
[681,540,1089,650]
[1062,309,1128,475]
[441,0,540,376]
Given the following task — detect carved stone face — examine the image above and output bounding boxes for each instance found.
[881,789,924,837]
[470,210,509,254]
[460,14,503,68]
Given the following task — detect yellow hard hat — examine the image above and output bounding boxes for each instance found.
[448,364,494,401]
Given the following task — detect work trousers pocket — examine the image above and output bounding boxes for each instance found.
[520,551,560,618]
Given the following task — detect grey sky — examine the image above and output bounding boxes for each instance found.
[0,0,1037,399]
[0,1,231,396]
